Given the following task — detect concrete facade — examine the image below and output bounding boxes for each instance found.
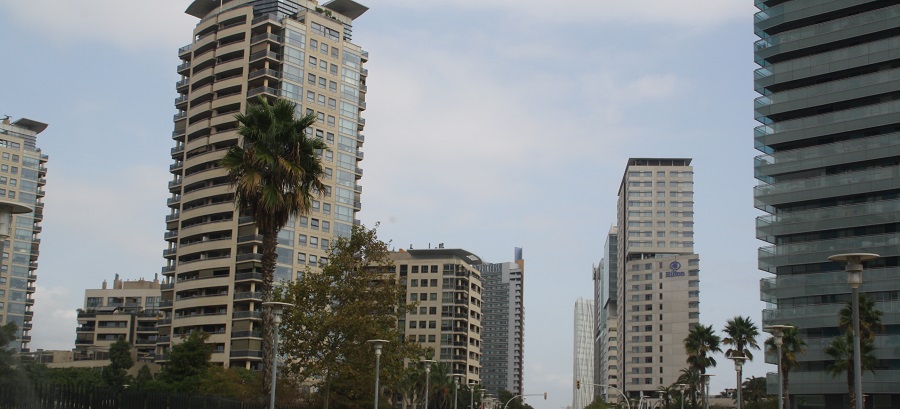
[160,0,369,369]
[391,248,484,385]
[594,227,619,403]
[75,275,161,361]
[754,1,900,405]
[615,158,699,399]
[0,116,48,353]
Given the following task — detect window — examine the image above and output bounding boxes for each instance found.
[310,39,318,49]
[311,219,319,229]
[308,73,316,84]
[309,56,317,67]
[297,253,306,264]
[310,237,318,248]
[309,255,317,266]
[298,235,307,246]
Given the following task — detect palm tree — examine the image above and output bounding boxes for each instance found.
[677,368,701,409]
[723,316,761,360]
[764,325,805,409]
[684,324,722,374]
[839,293,883,341]
[221,96,326,396]
[740,376,769,408]
[825,333,877,409]
[657,385,675,409]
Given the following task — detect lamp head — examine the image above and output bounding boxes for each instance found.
[261,301,293,324]
[764,324,794,345]
[829,253,879,288]
[367,339,390,355]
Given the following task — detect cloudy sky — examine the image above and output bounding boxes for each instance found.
[0,0,765,407]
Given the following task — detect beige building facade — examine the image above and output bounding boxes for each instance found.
[159,0,368,369]
[0,116,48,353]
[75,275,161,361]
[391,249,483,385]
[615,158,700,399]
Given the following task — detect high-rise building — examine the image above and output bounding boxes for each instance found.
[391,248,483,385]
[476,248,524,396]
[75,275,161,361]
[573,298,594,409]
[0,116,48,353]
[594,227,618,402]
[754,1,900,403]
[159,0,369,368]
[615,158,699,398]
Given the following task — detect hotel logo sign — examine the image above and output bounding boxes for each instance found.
[665,261,685,278]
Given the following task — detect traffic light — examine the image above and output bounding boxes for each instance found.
[576,380,581,389]
[544,393,548,400]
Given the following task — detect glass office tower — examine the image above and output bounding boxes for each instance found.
[754,1,900,406]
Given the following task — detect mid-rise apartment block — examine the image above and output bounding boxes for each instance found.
[754,1,900,404]
[0,116,48,353]
[476,248,524,396]
[160,0,368,368]
[594,227,618,402]
[75,275,161,361]
[573,298,594,409]
[615,158,699,398]
[391,248,484,385]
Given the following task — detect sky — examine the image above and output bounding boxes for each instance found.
[0,0,767,407]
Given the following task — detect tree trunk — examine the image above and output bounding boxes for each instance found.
[847,366,855,409]
[323,370,332,409]
[260,227,278,400]
[783,370,791,409]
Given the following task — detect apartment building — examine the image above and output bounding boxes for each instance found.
[615,158,699,399]
[160,0,368,369]
[391,248,484,385]
[573,298,594,409]
[754,1,900,404]
[0,116,48,353]
[75,275,161,361]
[476,248,524,396]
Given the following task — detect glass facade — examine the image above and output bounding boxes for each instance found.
[0,118,47,353]
[573,298,594,409]
[754,0,900,402]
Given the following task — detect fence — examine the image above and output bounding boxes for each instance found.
[0,382,294,409]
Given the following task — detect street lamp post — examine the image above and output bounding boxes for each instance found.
[470,383,476,409]
[764,325,793,409]
[675,384,686,409]
[580,382,630,409]
[367,339,390,409]
[699,374,713,409]
[728,355,747,409]
[421,359,436,409]
[453,375,460,409]
[829,253,878,409]
[261,302,293,409]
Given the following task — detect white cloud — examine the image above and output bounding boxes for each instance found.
[0,0,196,52]
[378,0,751,26]
[30,285,77,351]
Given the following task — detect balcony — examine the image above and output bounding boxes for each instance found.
[168,178,182,189]
[158,318,172,326]
[178,43,193,56]
[161,282,174,290]
[248,50,280,63]
[250,33,282,45]
[157,336,171,343]
[171,144,184,155]
[230,350,262,358]
[173,111,186,122]
[176,79,189,91]
[166,195,181,206]
[177,61,191,74]
[175,95,188,108]
[247,86,282,99]
[234,292,263,300]
[235,272,263,282]
[231,331,262,339]
[159,300,174,308]
[164,230,178,240]
[237,234,263,244]
[236,253,263,263]
[233,310,262,320]
[161,265,175,274]
[169,161,183,172]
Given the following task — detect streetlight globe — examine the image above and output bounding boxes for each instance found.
[261,301,294,324]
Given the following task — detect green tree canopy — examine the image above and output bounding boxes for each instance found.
[723,316,760,360]
[825,332,876,409]
[277,224,423,409]
[101,337,134,389]
[0,322,18,382]
[684,324,722,374]
[839,294,883,341]
[157,330,212,392]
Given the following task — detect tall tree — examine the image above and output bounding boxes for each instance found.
[102,337,134,389]
[677,368,701,409]
[741,376,773,409]
[839,294,883,341]
[0,322,18,383]
[222,95,326,396]
[723,316,760,360]
[157,330,212,392]
[764,325,805,409]
[657,385,676,409]
[825,333,877,409]
[684,324,722,374]
[277,224,423,409]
